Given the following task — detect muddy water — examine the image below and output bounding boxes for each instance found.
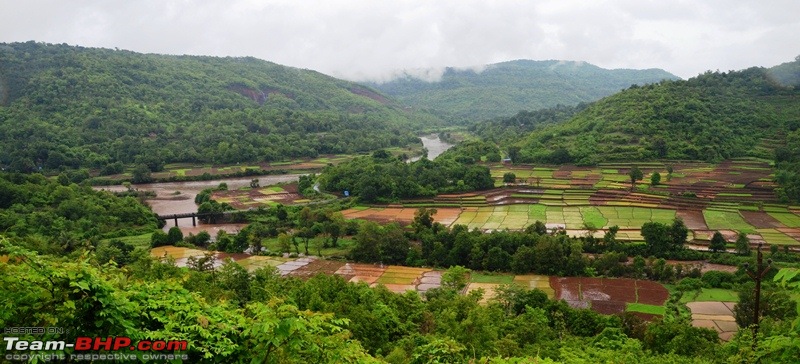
[408,134,455,162]
[95,174,302,232]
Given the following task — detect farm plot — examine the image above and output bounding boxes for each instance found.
[513,275,555,298]
[275,257,315,275]
[417,271,442,293]
[376,266,428,285]
[341,207,462,226]
[225,255,291,272]
[334,263,386,285]
[768,211,800,228]
[288,259,345,278]
[756,229,800,246]
[687,301,738,341]
[703,210,757,233]
[596,206,676,230]
[549,277,668,317]
[467,273,515,303]
[212,184,301,209]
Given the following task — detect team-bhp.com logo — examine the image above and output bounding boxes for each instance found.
[4,336,188,361]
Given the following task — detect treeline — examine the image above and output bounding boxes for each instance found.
[318,150,494,202]
[0,41,439,173]
[0,173,159,254]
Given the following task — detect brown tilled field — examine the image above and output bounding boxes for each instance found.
[549,276,669,317]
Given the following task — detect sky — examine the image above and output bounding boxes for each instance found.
[1,0,798,82]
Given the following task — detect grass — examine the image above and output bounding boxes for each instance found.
[680,288,738,303]
[528,205,547,222]
[580,206,607,228]
[626,303,666,315]
[768,212,800,228]
[470,272,514,284]
[703,210,756,233]
[262,237,355,257]
[102,233,153,250]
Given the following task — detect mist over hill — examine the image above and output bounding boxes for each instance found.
[369,60,678,123]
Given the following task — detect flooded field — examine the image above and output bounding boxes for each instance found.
[95,174,302,232]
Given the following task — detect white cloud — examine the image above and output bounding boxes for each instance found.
[0,0,798,81]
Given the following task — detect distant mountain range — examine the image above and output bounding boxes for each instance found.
[369,60,679,122]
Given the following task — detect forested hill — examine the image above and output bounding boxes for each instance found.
[508,62,800,166]
[0,41,440,172]
[369,60,678,122]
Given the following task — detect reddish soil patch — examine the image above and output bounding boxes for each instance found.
[740,211,784,229]
[215,252,250,261]
[591,300,626,315]
[290,259,345,278]
[676,210,708,230]
[602,285,637,303]
[631,312,662,321]
[637,289,669,305]
[635,280,670,305]
[551,277,582,301]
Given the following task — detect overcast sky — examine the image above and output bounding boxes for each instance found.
[1,0,798,82]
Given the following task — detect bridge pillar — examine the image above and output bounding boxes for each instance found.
[174,216,178,227]
[192,215,196,227]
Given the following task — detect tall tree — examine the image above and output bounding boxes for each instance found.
[628,166,643,190]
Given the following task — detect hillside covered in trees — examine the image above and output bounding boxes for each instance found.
[0,42,441,173]
[507,62,800,165]
[370,60,677,123]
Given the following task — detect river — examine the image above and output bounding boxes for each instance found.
[97,135,454,234]
[95,174,302,233]
[408,134,455,162]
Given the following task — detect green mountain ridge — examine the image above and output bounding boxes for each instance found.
[0,41,440,172]
[509,64,800,165]
[369,59,679,123]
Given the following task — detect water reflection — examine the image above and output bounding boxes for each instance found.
[95,174,301,232]
[407,134,455,162]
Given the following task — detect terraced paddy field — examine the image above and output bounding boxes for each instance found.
[149,246,673,319]
[212,183,303,209]
[344,160,800,248]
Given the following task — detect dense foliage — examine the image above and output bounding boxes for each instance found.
[0,42,440,173]
[0,173,158,254]
[510,66,800,165]
[468,103,588,146]
[318,151,494,202]
[370,59,676,123]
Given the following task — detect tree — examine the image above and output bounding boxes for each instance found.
[641,221,670,257]
[650,172,661,186]
[412,207,437,232]
[668,218,689,250]
[628,166,643,190]
[709,231,727,253]
[441,265,470,292]
[167,226,184,245]
[131,164,153,184]
[503,172,516,184]
[151,230,169,248]
[735,232,751,256]
[734,282,798,328]
[507,146,520,163]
